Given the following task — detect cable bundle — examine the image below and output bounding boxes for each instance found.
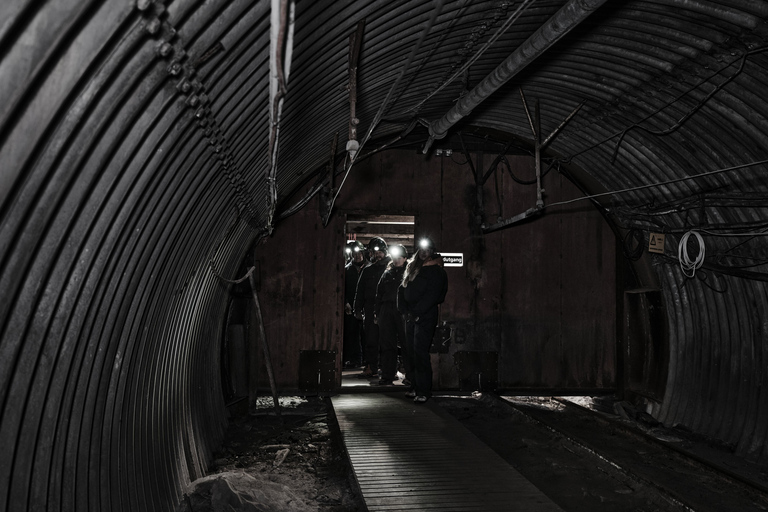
[678,230,705,277]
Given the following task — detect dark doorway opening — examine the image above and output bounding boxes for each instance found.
[345,214,415,253]
[342,214,415,388]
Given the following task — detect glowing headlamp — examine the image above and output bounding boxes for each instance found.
[419,238,430,249]
[389,246,403,258]
[373,246,381,252]
[345,247,352,254]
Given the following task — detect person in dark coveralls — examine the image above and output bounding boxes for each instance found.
[343,240,367,368]
[399,237,448,403]
[354,237,390,379]
[373,244,408,386]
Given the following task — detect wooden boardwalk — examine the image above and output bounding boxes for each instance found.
[331,394,564,511]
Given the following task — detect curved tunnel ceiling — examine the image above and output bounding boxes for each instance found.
[2,0,768,510]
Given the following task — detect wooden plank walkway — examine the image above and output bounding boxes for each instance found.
[331,394,564,511]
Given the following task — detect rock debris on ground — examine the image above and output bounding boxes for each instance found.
[175,396,363,512]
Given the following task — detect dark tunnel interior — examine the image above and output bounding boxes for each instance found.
[2,0,768,510]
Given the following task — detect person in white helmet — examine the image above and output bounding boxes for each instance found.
[398,237,447,403]
[353,237,390,378]
[373,244,408,386]
[343,240,367,369]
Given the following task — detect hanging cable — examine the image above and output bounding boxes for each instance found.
[622,229,645,261]
[324,1,443,223]
[557,46,768,165]
[609,48,768,163]
[542,158,768,211]
[396,0,535,116]
[678,230,705,278]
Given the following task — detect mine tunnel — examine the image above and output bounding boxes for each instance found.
[2,0,768,510]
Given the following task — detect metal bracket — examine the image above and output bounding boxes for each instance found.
[482,90,583,233]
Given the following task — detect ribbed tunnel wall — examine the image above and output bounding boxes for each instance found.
[0,2,260,510]
[1,1,768,510]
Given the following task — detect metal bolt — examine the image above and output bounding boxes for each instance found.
[177,79,191,94]
[136,0,153,11]
[187,95,199,107]
[167,61,182,75]
[146,18,161,35]
[157,42,173,57]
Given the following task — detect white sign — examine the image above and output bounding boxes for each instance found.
[648,233,665,254]
[441,253,464,267]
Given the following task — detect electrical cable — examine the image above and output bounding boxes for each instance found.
[503,156,557,185]
[450,152,470,165]
[609,48,767,163]
[395,0,535,116]
[325,1,443,222]
[543,158,768,211]
[494,160,503,219]
[698,228,768,237]
[622,228,645,261]
[713,254,768,270]
[678,230,705,278]
[561,46,768,164]
[696,271,728,294]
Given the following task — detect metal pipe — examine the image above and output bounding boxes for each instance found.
[424,0,608,148]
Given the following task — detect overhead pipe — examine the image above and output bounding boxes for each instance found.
[423,0,608,153]
[266,0,296,234]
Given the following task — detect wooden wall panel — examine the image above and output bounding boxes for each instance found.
[251,201,345,389]
[251,149,615,391]
[558,174,617,389]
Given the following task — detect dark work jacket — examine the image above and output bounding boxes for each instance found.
[344,260,367,307]
[354,256,391,316]
[375,264,405,317]
[400,262,448,322]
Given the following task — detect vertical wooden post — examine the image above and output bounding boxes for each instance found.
[249,273,281,420]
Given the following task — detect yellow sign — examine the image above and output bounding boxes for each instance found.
[648,233,665,254]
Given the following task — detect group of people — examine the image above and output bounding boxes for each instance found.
[343,236,448,403]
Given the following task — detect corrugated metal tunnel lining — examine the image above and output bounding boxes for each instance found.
[1,0,768,510]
